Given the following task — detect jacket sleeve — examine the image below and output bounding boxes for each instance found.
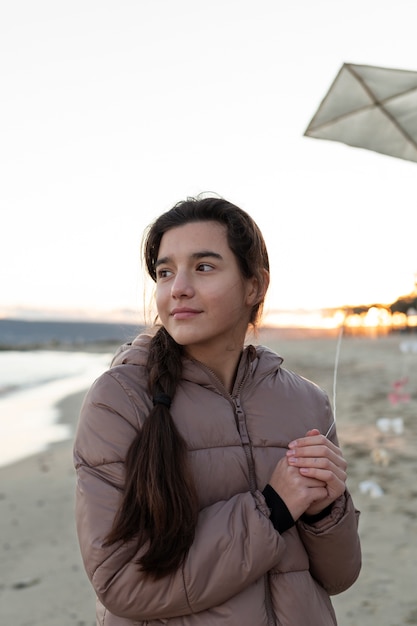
[297,489,361,595]
[74,373,286,621]
[293,388,362,596]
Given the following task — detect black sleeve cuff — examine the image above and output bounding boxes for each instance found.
[262,484,295,534]
[300,503,334,524]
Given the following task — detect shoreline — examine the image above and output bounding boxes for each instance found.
[0,388,96,626]
[1,334,417,625]
[0,349,115,469]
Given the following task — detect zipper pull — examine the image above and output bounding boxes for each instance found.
[234,398,250,444]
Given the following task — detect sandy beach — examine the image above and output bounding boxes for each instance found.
[1,330,416,626]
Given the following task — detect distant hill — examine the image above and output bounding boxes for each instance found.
[0,319,143,349]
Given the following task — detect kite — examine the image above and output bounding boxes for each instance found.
[304,62,417,163]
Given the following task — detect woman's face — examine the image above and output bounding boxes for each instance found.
[155,221,259,361]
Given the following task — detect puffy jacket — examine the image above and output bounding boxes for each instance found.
[74,333,361,626]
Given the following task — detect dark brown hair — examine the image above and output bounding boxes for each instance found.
[105,195,270,578]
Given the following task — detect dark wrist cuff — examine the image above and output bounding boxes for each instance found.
[262,484,295,534]
[300,503,333,524]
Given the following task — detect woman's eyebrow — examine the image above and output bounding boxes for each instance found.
[155,251,223,268]
[192,251,223,261]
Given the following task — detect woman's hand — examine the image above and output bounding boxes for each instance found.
[268,454,328,522]
[286,428,347,516]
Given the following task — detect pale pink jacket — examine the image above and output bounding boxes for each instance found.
[74,333,361,626]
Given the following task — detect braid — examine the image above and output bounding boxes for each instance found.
[104,327,199,578]
[147,326,182,399]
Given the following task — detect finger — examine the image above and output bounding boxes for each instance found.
[287,448,347,477]
[285,463,327,487]
[271,461,326,494]
[287,447,346,472]
[289,433,339,452]
[297,460,347,490]
[299,465,347,484]
[305,428,321,437]
[287,443,346,470]
[287,455,347,482]
[298,467,347,502]
[294,474,327,488]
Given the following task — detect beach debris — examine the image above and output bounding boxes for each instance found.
[399,339,417,353]
[359,480,384,498]
[376,417,404,435]
[388,378,411,406]
[371,447,391,467]
[11,576,41,590]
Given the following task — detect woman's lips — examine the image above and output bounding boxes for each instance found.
[170,308,201,320]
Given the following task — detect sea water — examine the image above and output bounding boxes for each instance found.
[0,350,113,468]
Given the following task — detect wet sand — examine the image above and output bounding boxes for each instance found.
[1,331,416,625]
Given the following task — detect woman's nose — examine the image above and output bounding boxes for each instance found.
[171,270,194,298]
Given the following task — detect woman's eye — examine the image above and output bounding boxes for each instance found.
[157,268,172,279]
[197,263,213,272]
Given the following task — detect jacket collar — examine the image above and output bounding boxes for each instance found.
[110,332,284,392]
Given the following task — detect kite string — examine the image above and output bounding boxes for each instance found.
[325,318,345,438]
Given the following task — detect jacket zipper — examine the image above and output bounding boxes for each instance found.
[232,396,257,492]
[231,394,277,626]
[192,354,277,626]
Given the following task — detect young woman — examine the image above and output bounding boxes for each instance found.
[74,196,361,626]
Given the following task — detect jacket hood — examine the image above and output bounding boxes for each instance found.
[111,333,154,368]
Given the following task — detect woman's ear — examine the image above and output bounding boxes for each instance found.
[246,269,270,306]
[260,269,270,301]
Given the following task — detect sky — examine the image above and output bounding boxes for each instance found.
[2,0,417,323]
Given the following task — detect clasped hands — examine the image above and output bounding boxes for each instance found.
[268,429,347,521]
